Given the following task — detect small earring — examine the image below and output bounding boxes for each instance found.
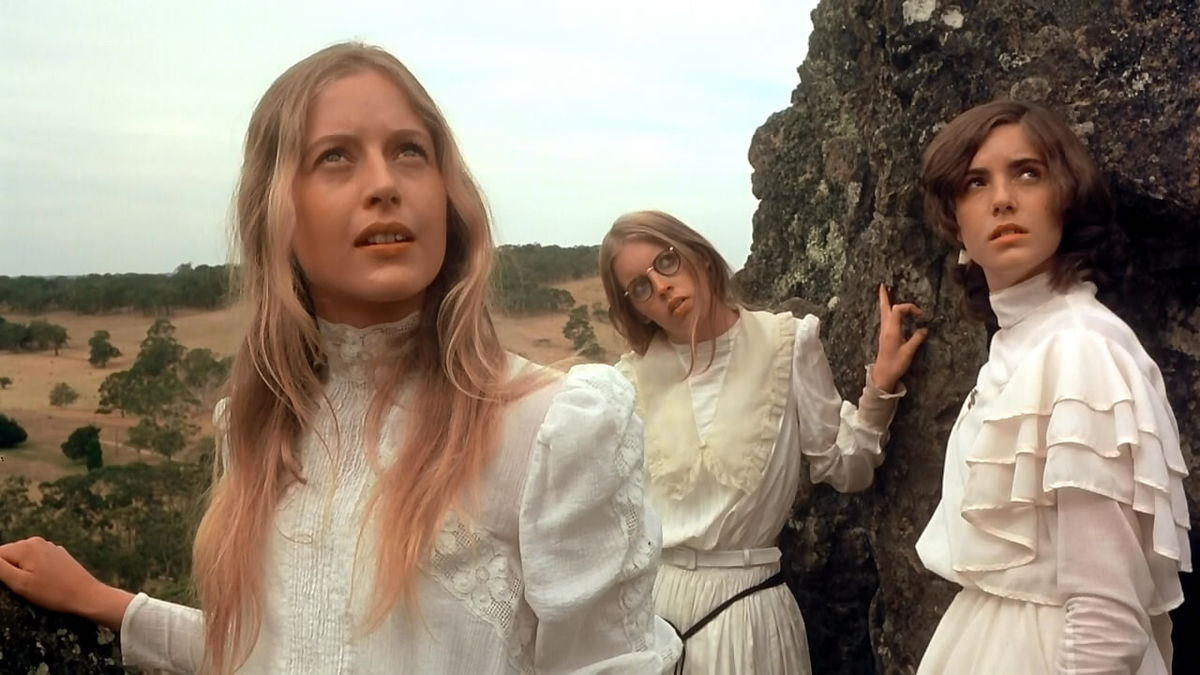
[957,249,971,265]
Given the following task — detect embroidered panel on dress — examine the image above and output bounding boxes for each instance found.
[423,511,536,674]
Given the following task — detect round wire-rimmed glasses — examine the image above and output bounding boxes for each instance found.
[624,247,681,303]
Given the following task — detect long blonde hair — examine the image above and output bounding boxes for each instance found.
[599,210,739,372]
[191,42,528,673]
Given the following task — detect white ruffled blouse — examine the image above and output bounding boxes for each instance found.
[916,273,1191,670]
[118,314,681,674]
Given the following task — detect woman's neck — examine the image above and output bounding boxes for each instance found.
[667,302,739,344]
[317,312,421,382]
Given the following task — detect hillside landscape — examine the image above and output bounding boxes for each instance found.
[0,274,620,485]
[0,244,630,635]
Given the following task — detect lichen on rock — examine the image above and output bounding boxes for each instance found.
[742,0,1199,672]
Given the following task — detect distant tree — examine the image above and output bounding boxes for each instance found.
[491,278,575,314]
[563,306,606,361]
[99,319,193,412]
[0,318,24,351]
[182,348,232,409]
[0,376,11,389]
[7,461,210,591]
[49,382,80,407]
[27,319,69,355]
[591,301,610,323]
[492,244,600,285]
[88,330,122,367]
[62,424,102,463]
[48,323,69,355]
[127,416,194,462]
[0,414,27,448]
[86,442,104,472]
[133,319,186,377]
[0,319,29,351]
[97,370,134,417]
[0,265,231,314]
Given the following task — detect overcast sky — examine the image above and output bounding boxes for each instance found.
[0,0,816,276]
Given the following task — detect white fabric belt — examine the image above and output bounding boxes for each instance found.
[661,546,781,570]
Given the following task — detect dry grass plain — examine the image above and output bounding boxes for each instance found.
[0,277,624,485]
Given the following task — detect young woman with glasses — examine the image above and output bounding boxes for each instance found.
[599,210,927,674]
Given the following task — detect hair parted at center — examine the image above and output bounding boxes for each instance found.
[599,210,739,373]
[920,99,1123,320]
[191,41,544,674]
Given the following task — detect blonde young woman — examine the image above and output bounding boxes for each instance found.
[0,43,681,674]
[915,100,1190,674]
[599,211,927,674]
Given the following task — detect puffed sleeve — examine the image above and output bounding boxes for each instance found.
[120,592,204,673]
[519,364,681,673]
[954,329,1189,605]
[793,315,905,492]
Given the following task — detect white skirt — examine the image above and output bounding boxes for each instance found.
[917,588,1173,674]
[652,562,810,675]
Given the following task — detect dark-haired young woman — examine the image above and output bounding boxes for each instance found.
[915,100,1190,674]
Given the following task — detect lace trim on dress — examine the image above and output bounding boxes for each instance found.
[317,313,421,382]
[547,364,658,651]
[423,510,537,674]
[612,416,656,651]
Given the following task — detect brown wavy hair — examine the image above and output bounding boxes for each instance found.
[921,100,1122,320]
[191,42,539,673]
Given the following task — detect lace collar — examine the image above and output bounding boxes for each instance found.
[316,312,420,382]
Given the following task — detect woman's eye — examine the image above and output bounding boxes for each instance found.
[397,142,429,159]
[318,148,347,164]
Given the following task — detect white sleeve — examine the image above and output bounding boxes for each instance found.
[792,316,904,492]
[1056,487,1155,674]
[519,364,681,674]
[119,592,204,673]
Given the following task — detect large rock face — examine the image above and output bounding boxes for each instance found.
[0,586,125,673]
[742,1,1199,673]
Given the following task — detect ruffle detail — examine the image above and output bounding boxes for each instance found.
[956,329,1190,596]
[634,311,796,500]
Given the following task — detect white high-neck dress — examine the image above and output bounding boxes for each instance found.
[916,274,1191,674]
[118,313,682,674]
[618,309,905,675]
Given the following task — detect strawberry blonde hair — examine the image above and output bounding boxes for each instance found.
[191,42,533,672]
